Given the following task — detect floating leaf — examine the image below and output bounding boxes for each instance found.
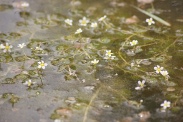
[28,70,37,76]
[9,32,21,37]
[50,113,60,120]
[0,55,6,62]
[19,11,31,18]
[5,55,13,63]
[2,93,10,99]
[9,95,20,107]
[15,55,30,62]
[0,4,13,11]
[2,78,15,84]
[14,74,30,81]
[16,21,29,26]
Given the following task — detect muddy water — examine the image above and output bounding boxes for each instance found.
[0,0,183,122]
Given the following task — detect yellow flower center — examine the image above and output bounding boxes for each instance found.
[107,52,111,55]
[148,19,153,23]
[40,63,45,67]
[157,68,161,72]
[5,46,10,50]
[28,82,32,86]
[164,103,169,107]
[81,20,86,25]
[139,83,144,87]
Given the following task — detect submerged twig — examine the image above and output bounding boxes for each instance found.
[83,87,101,122]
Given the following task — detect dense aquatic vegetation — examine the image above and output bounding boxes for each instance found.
[0,0,183,122]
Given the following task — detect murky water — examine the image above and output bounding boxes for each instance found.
[0,0,183,122]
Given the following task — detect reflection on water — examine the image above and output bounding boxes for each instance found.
[0,0,183,122]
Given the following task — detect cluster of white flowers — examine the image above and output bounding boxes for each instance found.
[104,50,116,60]
[154,65,169,77]
[1,42,27,52]
[64,15,107,35]
[0,43,13,52]
[22,61,48,87]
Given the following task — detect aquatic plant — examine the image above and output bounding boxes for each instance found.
[0,0,182,122]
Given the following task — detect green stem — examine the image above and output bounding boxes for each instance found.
[38,69,43,86]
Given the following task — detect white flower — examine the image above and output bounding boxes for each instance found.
[91,59,99,64]
[91,22,98,28]
[64,19,73,26]
[17,43,26,48]
[130,40,138,46]
[54,119,61,122]
[131,63,135,67]
[21,1,29,8]
[104,56,109,60]
[154,65,164,74]
[160,100,171,110]
[103,56,109,60]
[2,43,13,52]
[68,67,77,76]
[35,47,43,51]
[146,18,155,25]
[135,80,146,90]
[79,17,89,26]
[98,15,107,21]
[12,1,29,8]
[23,79,36,87]
[104,55,116,60]
[75,28,82,34]
[38,60,48,69]
[160,70,169,76]
[104,50,116,60]
[0,44,5,49]
[110,55,116,60]
[105,50,113,57]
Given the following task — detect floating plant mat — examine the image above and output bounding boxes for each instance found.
[0,0,183,122]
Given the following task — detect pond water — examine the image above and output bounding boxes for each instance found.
[0,0,183,122]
